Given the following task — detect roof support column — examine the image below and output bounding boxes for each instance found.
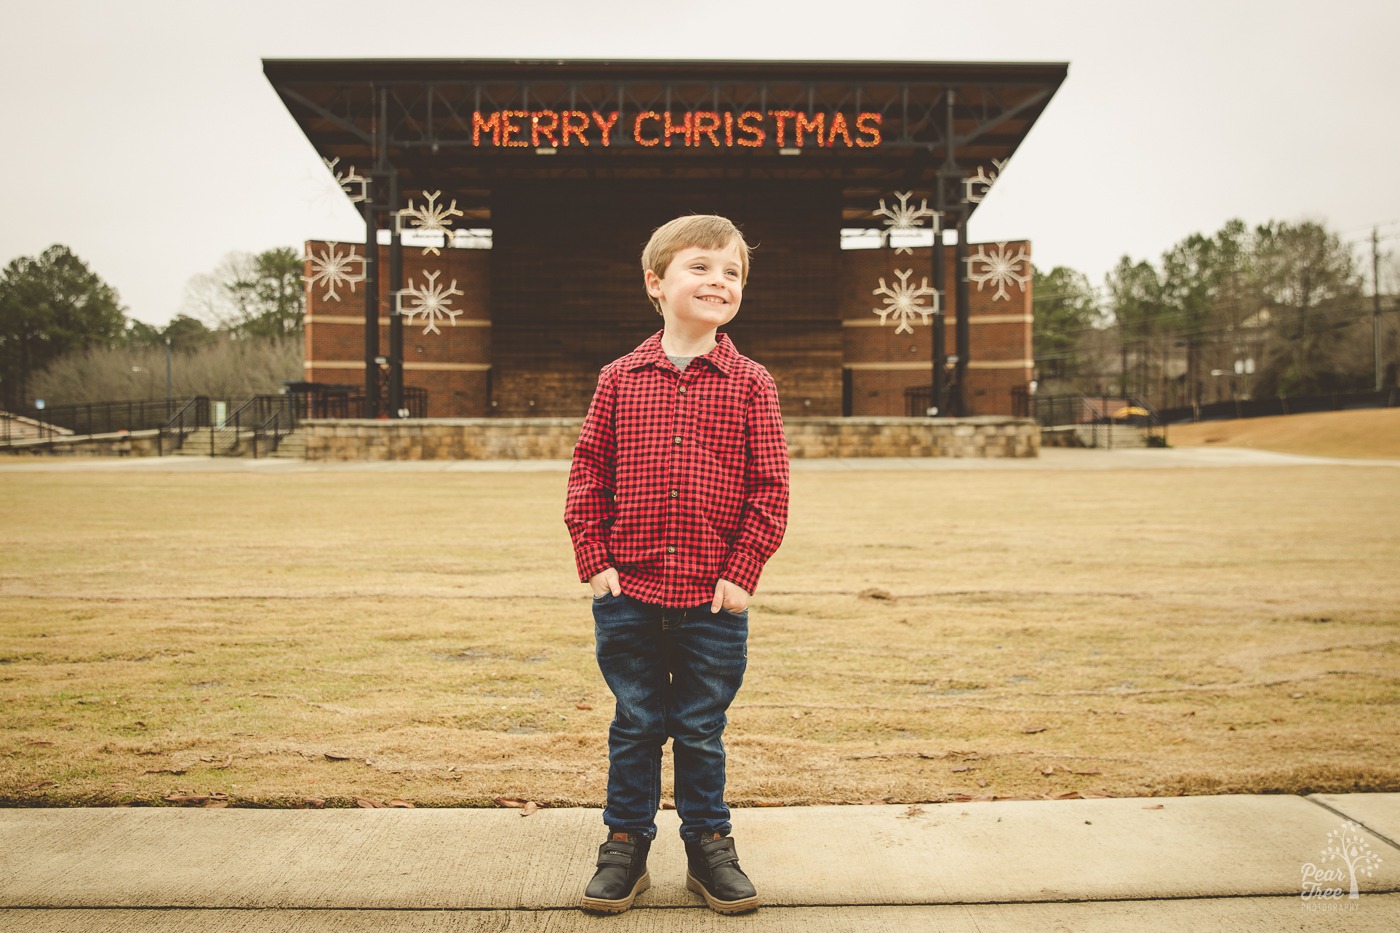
[954,206,971,418]
[940,86,971,418]
[362,86,386,419]
[931,185,947,417]
[362,188,381,420]
[388,166,404,418]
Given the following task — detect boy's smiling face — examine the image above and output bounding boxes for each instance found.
[645,239,745,340]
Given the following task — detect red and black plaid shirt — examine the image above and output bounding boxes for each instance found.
[565,331,790,607]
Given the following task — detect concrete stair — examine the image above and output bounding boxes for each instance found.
[168,428,305,458]
[1071,424,1150,449]
[265,431,306,458]
[170,427,241,456]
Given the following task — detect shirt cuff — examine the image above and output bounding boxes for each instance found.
[721,550,765,595]
[575,542,612,583]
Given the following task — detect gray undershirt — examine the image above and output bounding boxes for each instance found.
[668,355,694,372]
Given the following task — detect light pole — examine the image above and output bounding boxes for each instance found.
[164,337,173,410]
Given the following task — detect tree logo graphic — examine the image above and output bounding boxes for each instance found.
[1301,820,1383,902]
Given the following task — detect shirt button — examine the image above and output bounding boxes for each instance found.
[665,545,676,554]
[678,386,687,394]
[673,436,683,445]
[669,489,679,498]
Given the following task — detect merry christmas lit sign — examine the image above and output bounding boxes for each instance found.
[469,110,884,149]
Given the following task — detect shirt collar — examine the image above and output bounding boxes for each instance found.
[623,331,737,376]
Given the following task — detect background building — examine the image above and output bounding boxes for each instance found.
[268,59,1066,419]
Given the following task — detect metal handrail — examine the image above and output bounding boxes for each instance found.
[229,397,264,456]
[252,409,289,459]
[1123,393,1165,446]
[1080,396,1107,448]
[1,411,68,447]
[3,397,193,448]
[159,396,210,454]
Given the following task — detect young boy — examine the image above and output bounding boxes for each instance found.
[565,214,790,915]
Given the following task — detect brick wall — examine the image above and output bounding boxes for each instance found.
[304,225,1032,420]
[489,180,841,418]
[839,243,1033,416]
[303,242,492,416]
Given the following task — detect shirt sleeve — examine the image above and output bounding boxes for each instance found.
[565,366,619,583]
[721,370,790,594]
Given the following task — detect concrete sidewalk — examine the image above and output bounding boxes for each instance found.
[2,794,1397,931]
[3,446,1399,474]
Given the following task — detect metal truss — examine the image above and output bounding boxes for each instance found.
[275,76,1054,159]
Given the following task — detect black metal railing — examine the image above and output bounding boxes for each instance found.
[1033,393,1164,448]
[253,408,291,459]
[7,382,433,455]
[2,397,198,448]
[183,384,431,457]
[902,385,1034,418]
[229,395,297,458]
[1155,388,1399,425]
[280,382,429,421]
[1,411,66,446]
[158,397,212,454]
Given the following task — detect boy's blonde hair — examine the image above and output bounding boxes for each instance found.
[641,214,752,314]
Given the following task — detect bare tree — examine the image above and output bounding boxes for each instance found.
[31,335,302,405]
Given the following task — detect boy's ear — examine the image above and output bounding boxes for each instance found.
[644,268,664,298]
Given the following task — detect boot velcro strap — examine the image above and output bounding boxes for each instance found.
[702,838,739,869]
[597,847,636,868]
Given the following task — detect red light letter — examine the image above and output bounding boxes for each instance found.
[592,111,619,147]
[826,112,853,147]
[501,110,530,147]
[663,111,692,147]
[562,110,590,146]
[768,110,796,147]
[693,111,722,147]
[856,112,882,148]
[472,111,500,147]
[531,111,559,147]
[795,112,825,147]
[634,111,661,147]
[736,111,765,147]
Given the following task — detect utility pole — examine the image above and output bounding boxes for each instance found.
[1374,227,1383,392]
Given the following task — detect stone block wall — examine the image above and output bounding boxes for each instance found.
[299,417,1039,461]
[1,430,162,457]
[786,417,1039,458]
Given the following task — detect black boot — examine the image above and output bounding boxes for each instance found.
[685,832,759,914]
[580,831,651,913]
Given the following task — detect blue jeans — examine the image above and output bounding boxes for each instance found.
[592,592,748,842]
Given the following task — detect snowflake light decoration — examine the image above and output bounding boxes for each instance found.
[966,242,1031,301]
[396,190,464,256]
[303,242,365,302]
[872,191,940,254]
[396,271,464,335]
[323,157,367,203]
[963,158,1009,204]
[872,269,939,334]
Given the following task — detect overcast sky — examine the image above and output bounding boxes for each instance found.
[3,0,1397,325]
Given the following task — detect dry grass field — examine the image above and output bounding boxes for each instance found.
[2,451,1398,810]
[1167,407,1400,459]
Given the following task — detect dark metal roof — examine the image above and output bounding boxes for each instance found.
[263,58,1068,221]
